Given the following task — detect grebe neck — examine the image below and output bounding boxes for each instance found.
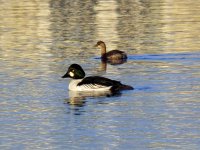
[100,43,106,57]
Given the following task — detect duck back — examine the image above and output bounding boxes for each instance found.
[103,50,127,60]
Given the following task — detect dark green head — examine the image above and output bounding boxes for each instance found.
[62,64,85,79]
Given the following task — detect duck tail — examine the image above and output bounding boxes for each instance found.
[111,84,134,92]
[120,84,134,90]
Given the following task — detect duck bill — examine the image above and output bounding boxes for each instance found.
[94,44,98,48]
[62,72,70,78]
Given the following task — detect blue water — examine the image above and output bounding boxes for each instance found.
[1,52,199,149]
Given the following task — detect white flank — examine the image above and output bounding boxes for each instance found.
[68,79,111,91]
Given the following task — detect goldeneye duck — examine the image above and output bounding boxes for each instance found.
[62,64,133,92]
[95,41,127,61]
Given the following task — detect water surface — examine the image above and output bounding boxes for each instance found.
[1,0,200,149]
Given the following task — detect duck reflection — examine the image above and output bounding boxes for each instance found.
[66,90,120,107]
[98,59,127,73]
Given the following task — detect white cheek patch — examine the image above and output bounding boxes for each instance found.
[69,71,74,77]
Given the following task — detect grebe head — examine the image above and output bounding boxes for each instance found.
[95,41,106,48]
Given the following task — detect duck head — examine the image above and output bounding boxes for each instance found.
[62,64,85,79]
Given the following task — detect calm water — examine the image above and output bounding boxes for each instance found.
[1,0,200,149]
